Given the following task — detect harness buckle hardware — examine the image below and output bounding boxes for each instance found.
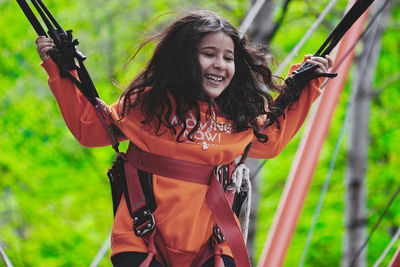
[133,209,156,237]
[212,225,226,243]
[216,164,230,191]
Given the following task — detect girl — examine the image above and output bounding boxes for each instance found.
[36,10,332,267]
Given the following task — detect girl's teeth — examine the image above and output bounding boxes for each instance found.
[206,75,223,81]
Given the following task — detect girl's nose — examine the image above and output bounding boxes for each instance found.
[214,56,226,70]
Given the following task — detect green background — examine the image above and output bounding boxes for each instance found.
[1,0,400,266]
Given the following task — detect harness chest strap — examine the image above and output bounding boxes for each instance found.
[122,143,251,267]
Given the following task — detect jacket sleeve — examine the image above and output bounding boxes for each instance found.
[41,58,126,147]
[249,62,323,159]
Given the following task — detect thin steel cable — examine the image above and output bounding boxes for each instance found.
[315,0,375,57]
[346,1,394,266]
[274,0,338,76]
[239,0,267,38]
[297,89,353,267]
[331,0,391,73]
[350,185,400,267]
[372,228,400,267]
[298,0,388,262]
[0,245,13,267]
[89,232,111,267]
[252,0,338,180]
[251,0,390,192]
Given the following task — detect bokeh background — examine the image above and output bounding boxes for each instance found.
[1,0,400,266]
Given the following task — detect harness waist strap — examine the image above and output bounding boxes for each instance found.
[125,143,215,185]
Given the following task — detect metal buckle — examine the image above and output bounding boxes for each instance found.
[133,209,155,237]
[216,164,230,191]
[212,225,226,243]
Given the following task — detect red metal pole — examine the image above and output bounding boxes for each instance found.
[389,245,400,267]
[257,1,370,266]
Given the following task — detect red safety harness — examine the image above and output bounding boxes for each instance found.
[95,100,251,266]
[108,143,251,267]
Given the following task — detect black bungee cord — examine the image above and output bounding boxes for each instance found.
[248,0,378,180]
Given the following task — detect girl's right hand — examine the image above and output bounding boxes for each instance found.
[35,36,54,62]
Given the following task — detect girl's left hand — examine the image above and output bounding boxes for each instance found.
[304,54,333,73]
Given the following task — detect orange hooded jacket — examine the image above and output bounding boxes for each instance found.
[41,58,322,266]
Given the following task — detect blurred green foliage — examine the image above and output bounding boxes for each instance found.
[1,0,399,266]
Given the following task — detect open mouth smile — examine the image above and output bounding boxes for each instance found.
[205,74,224,83]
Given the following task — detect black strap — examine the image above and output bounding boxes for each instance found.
[316,0,375,57]
[17,0,100,106]
[107,156,125,216]
[232,191,247,217]
[268,0,374,130]
[107,151,156,236]
[237,0,374,185]
[51,36,99,106]
[20,0,119,151]
[16,0,47,36]
[137,170,156,212]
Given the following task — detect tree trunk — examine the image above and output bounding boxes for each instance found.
[241,0,294,262]
[343,1,392,266]
[247,0,275,44]
[246,0,292,44]
[240,0,276,263]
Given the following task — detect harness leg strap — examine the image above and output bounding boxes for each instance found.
[213,244,224,267]
[206,175,250,267]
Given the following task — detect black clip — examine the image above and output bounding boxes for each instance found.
[133,209,155,236]
[212,225,226,243]
[216,164,230,191]
[285,62,337,100]
[288,62,337,85]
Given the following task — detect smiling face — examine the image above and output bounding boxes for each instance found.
[197,32,235,100]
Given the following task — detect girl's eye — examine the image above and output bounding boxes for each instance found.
[203,52,214,57]
[225,56,234,62]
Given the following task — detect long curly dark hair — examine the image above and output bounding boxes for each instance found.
[119,10,285,143]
